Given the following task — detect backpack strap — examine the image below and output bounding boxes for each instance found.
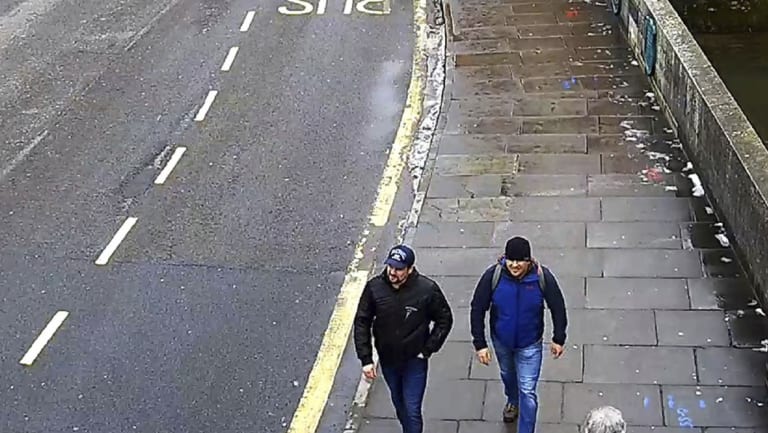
[491,263,503,292]
[536,262,546,291]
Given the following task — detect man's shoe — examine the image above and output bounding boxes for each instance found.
[502,404,519,423]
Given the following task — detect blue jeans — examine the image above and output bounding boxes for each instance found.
[380,357,428,433]
[491,336,543,433]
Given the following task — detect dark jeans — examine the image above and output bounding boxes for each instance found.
[492,336,543,433]
[380,357,428,433]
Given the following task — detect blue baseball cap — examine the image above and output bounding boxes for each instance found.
[384,245,415,269]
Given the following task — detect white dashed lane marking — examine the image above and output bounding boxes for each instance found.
[154,146,187,185]
[194,90,218,121]
[20,311,69,366]
[221,47,239,71]
[240,11,255,31]
[95,217,138,265]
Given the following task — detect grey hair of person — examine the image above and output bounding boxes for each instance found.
[581,406,626,433]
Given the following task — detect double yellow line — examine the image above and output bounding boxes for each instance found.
[286,0,429,431]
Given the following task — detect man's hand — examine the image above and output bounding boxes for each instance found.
[550,343,564,359]
[476,348,492,365]
[362,363,377,380]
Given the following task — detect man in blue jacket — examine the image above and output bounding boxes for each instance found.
[470,236,568,433]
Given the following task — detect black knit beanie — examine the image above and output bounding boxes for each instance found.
[505,236,531,261]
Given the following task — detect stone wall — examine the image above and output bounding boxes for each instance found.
[668,0,768,33]
[612,0,768,310]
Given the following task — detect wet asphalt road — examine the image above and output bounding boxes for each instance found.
[0,0,413,431]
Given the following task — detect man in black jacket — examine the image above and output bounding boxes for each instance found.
[354,244,453,433]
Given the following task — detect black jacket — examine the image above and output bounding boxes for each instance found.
[354,269,453,367]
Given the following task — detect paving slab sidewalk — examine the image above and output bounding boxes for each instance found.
[358,1,768,432]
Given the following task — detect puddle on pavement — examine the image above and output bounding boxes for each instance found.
[682,222,731,249]
[689,197,718,223]
[726,309,768,348]
[691,277,756,311]
[701,249,744,278]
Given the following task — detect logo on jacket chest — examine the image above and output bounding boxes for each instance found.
[404,306,418,320]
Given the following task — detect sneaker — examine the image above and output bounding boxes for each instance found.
[503,404,519,423]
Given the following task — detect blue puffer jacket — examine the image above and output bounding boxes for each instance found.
[470,259,567,350]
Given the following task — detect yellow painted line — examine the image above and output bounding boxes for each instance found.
[285,0,428,431]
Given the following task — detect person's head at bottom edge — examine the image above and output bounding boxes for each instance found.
[582,406,626,433]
